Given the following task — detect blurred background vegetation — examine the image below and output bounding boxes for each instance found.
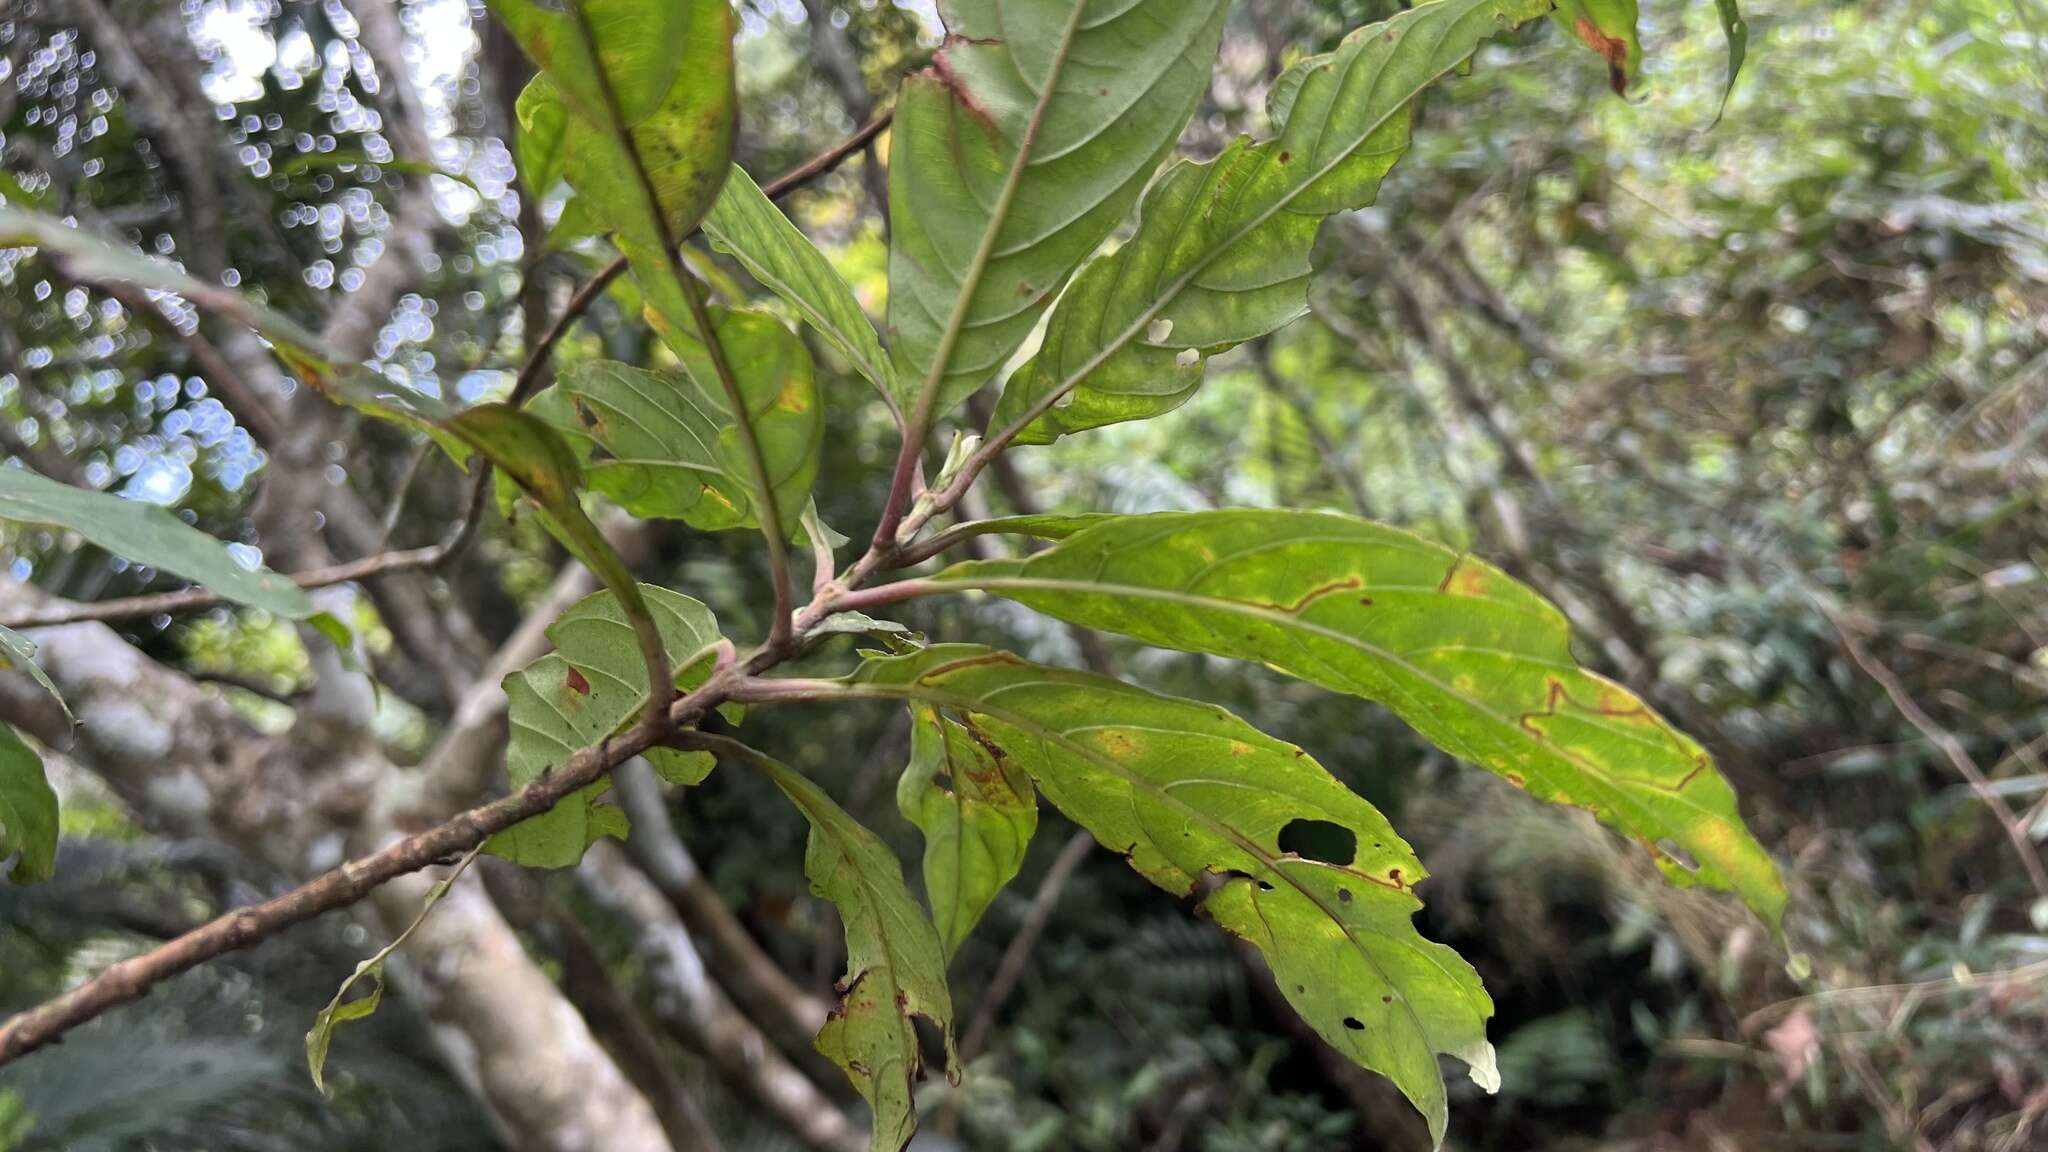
[2,0,2046,1149]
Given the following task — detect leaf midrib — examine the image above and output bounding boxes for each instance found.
[906,0,1092,426]
[831,669,1452,1069]
[1011,0,1526,435]
[940,574,1744,849]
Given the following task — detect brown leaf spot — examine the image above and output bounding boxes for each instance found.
[565,666,591,696]
[775,376,811,415]
[1573,15,1632,95]
[1437,555,1492,598]
[1252,574,1364,615]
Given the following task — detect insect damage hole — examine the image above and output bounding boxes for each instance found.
[1655,838,1700,873]
[1278,818,1356,866]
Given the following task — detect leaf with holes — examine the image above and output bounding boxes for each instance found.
[488,585,727,868]
[0,467,313,620]
[887,0,1229,419]
[845,645,1493,1143]
[989,0,1551,444]
[936,510,1785,927]
[896,701,1037,958]
[734,741,955,1152]
[531,308,821,539]
[704,164,895,406]
[0,724,56,885]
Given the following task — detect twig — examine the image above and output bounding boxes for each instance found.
[507,108,894,409]
[0,669,734,1066]
[0,111,910,1069]
[0,541,451,630]
[1827,606,2048,899]
[873,3,1085,552]
[674,260,797,650]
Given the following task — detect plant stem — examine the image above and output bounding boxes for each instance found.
[674,264,798,651]
[871,0,1090,551]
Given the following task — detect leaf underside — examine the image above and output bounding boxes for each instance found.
[489,585,724,868]
[896,701,1038,959]
[991,0,1553,444]
[704,164,897,404]
[887,0,1231,418]
[745,746,956,1152]
[531,310,822,540]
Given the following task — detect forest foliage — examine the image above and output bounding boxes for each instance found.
[0,0,2043,1150]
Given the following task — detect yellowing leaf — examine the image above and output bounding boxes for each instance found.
[845,646,1493,1144]
[895,702,1037,959]
[491,0,736,376]
[937,510,1785,928]
[718,739,955,1152]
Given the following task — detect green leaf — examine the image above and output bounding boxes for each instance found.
[935,510,1786,927]
[989,0,1551,444]
[0,625,71,726]
[846,645,1493,1144]
[886,0,1230,418]
[532,360,751,531]
[0,468,314,620]
[488,585,725,868]
[719,738,955,1152]
[531,309,822,539]
[514,73,569,197]
[704,164,895,404]
[0,206,455,440]
[490,0,735,362]
[307,847,479,1093]
[895,701,1037,959]
[0,724,57,885]
[1552,0,1641,95]
[1709,0,1748,124]
[446,404,636,593]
